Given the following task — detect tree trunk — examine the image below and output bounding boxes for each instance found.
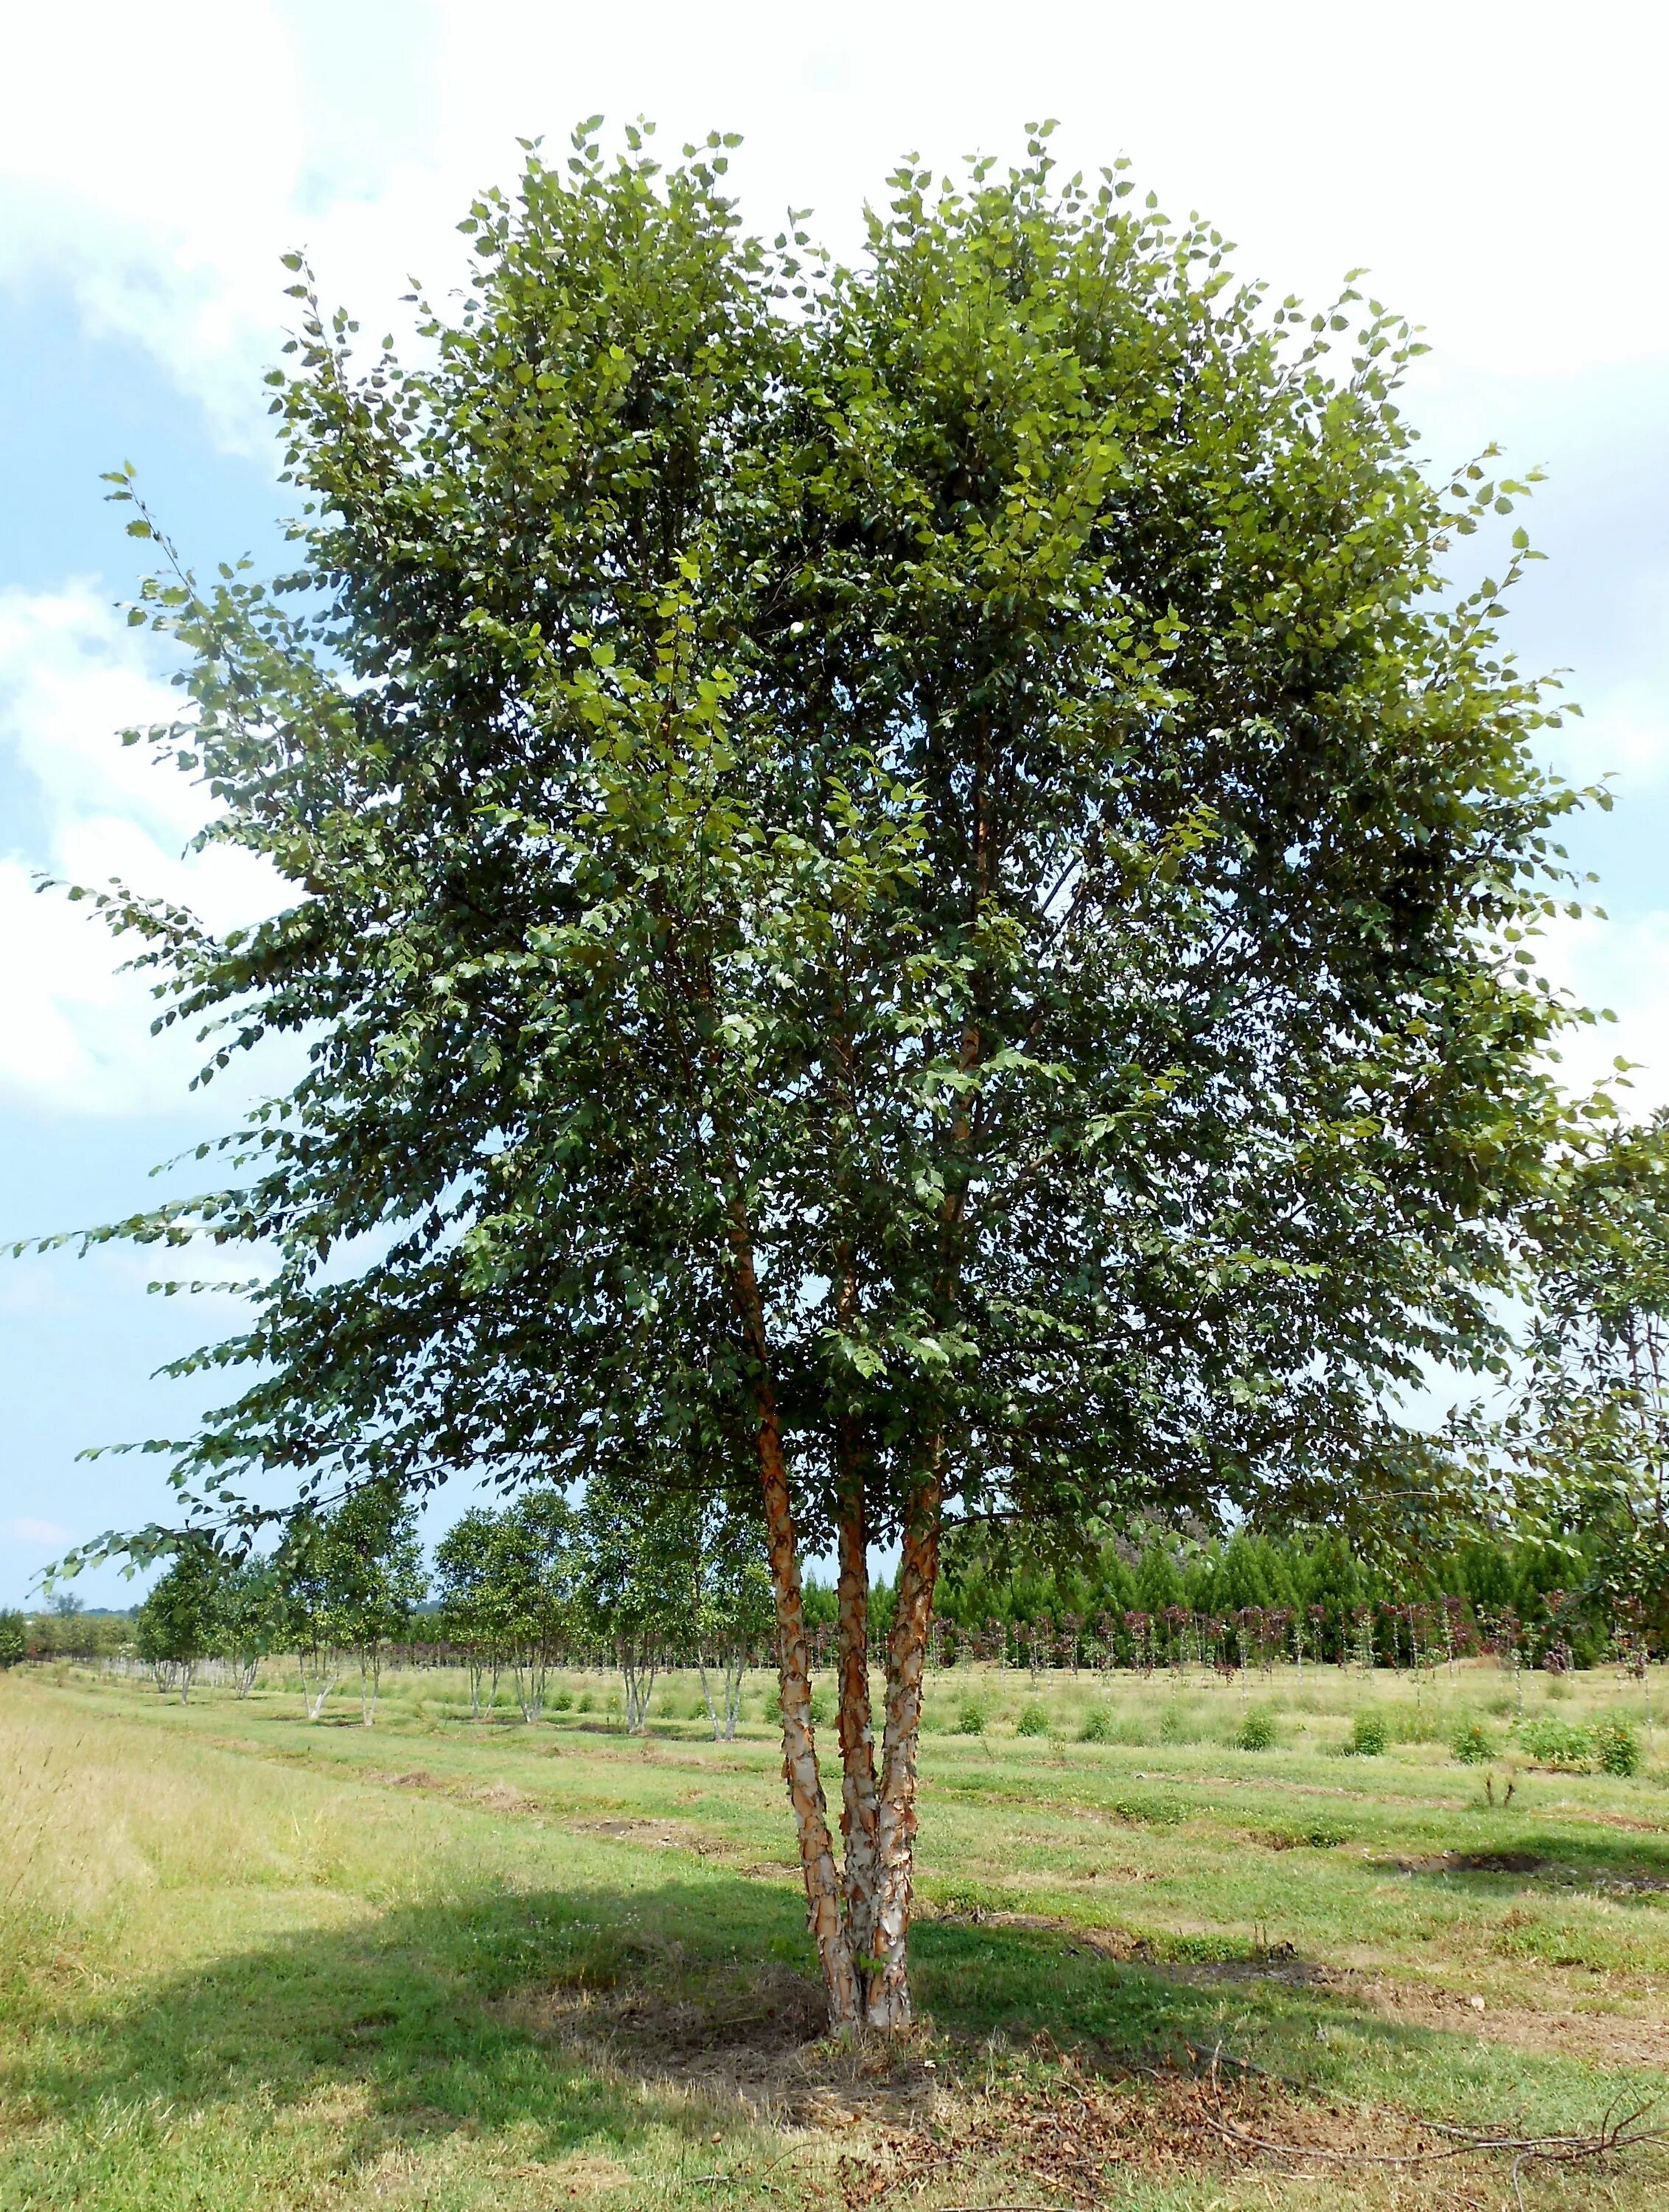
[835,1433,880,1978]
[699,1649,744,1740]
[622,1650,657,1733]
[865,1467,942,2029]
[697,1655,722,1739]
[516,1649,547,1722]
[759,1415,860,2023]
[728,1195,860,2025]
[306,1671,338,1721]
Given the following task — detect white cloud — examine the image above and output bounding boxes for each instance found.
[1559,689,1669,790]
[0,581,280,1115]
[1533,908,1669,1115]
[1,1517,72,1548]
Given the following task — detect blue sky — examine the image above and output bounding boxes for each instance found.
[2,1,1666,1605]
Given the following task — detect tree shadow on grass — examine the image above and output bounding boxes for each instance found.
[12,1858,1657,2204]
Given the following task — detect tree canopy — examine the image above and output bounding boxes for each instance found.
[36,121,1603,2024]
[1484,1112,1669,1640]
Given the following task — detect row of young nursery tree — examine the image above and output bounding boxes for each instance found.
[104,1505,1656,1721]
[119,1480,773,1732]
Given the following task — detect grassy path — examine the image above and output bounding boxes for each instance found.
[4,1663,1668,2208]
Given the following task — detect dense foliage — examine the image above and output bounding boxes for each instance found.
[1481,1112,1669,1642]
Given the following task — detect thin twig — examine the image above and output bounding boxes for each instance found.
[1160,2053,1663,2185]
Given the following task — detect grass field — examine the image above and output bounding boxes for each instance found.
[5,1656,1668,2209]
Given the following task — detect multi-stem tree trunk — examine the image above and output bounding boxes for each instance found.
[359,1643,382,1725]
[621,1643,658,1733]
[865,1467,941,2028]
[835,1427,880,1982]
[758,1411,864,2021]
[730,1199,944,2029]
[298,1641,341,1722]
[697,1644,746,1739]
[730,1198,863,2022]
[514,1644,548,1722]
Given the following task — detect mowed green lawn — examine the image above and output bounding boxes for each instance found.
[5,1658,1668,2209]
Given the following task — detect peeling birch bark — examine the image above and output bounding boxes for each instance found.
[759,1414,861,2024]
[728,1194,860,2024]
[866,1468,942,2030]
[835,1438,880,1980]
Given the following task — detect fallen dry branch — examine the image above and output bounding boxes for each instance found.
[838,2041,1665,2212]
[1172,2043,1665,2211]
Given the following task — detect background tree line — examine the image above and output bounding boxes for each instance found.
[7,1508,1651,1693]
[919,1524,1644,1674]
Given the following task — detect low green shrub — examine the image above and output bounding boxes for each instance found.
[575,1689,594,1714]
[1387,1705,1446,1745]
[551,1688,573,1712]
[1517,1717,1592,1771]
[955,1701,986,1736]
[929,1880,1020,1920]
[1079,1707,1113,1743]
[1155,1930,1246,1964]
[1346,1711,1387,1758]
[1450,1719,1494,1766]
[1015,1703,1049,1739]
[1158,1703,1190,1743]
[1594,1717,1642,1777]
[1235,1708,1276,1751]
[1109,1792,1187,1826]
[1267,1821,1348,1850]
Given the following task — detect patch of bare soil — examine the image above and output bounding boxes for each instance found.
[1404,1849,1547,1875]
[1348,1981,1669,2070]
[363,1767,548,1817]
[467,1780,543,1814]
[573,1816,703,1848]
[1389,1847,1669,1894]
[502,1964,939,2128]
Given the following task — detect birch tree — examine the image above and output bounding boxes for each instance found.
[41,122,1598,2028]
[434,1508,513,1718]
[133,1545,222,1702]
